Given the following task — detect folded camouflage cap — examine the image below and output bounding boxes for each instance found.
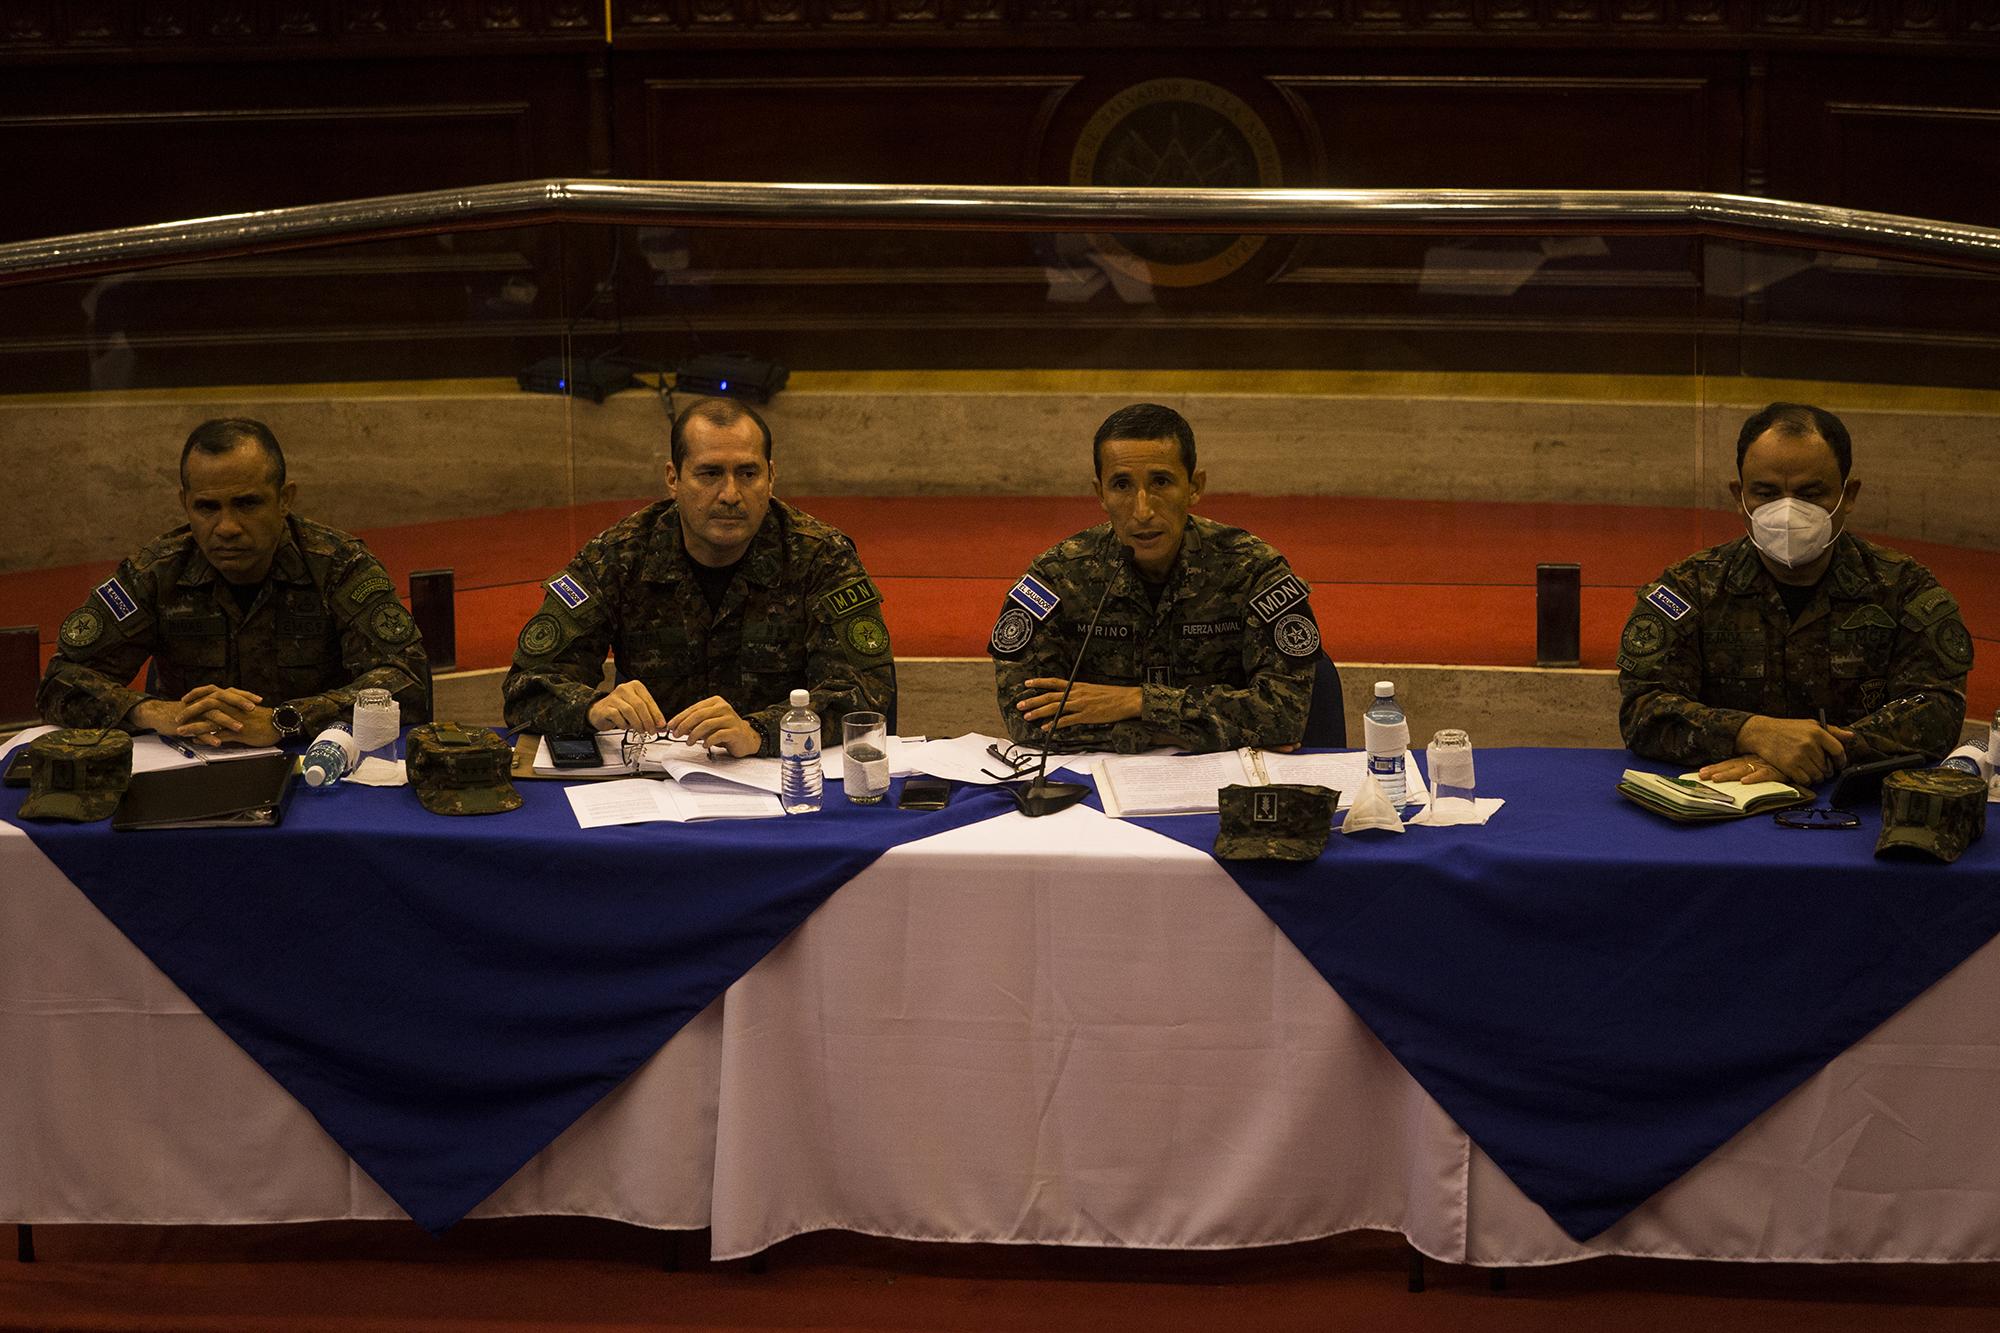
[407,722,523,817]
[1875,768,1987,865]
[1215,783,1339,862]
[18,728,133,823]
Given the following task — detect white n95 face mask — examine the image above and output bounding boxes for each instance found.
[1744,496,1836,568]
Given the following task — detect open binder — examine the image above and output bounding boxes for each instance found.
[112,752,299,831]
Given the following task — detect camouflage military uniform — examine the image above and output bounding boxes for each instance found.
[501,499,895,753]
[1618,533,1971,766]
[989,516,1317,754]
[38,516,431,733]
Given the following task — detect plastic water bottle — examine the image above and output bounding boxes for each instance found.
[779,688,823,814]
[302,723,360,789]
[1363,681,1410,806]
[1939,740,1994,782]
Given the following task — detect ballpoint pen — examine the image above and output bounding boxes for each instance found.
[160,735,202,761]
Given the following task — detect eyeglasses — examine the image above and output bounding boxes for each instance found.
[1774,806,1862,830]
[620,730,659,769]
[981,742,1040,782]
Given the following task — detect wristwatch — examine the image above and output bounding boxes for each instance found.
[270,702,306,742]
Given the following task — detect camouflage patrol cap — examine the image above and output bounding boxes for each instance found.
[407,723,523,817]
[1875,768,1987,864]
[18,728,133,823]
[1215,783,1339,862]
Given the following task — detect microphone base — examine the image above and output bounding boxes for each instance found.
[1008,779,1091,818]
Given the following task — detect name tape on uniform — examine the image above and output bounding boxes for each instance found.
[1008,574,1061,621]
[96,577,140,622]
[820,577,882,621]
[548,574,591,611]
[1249,574,1309,623]
[1180,619,1244,638]
[1645,584,1692,621]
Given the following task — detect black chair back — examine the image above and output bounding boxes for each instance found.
[1304,651,1346,748]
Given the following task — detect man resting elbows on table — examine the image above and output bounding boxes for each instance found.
[989,402,1317,755]
[1618,402,1971,787]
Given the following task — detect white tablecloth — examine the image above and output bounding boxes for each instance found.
[7,807,2000,1263]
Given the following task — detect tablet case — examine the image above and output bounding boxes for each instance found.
[112,752,298,831]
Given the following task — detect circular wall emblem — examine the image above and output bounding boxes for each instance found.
[60,607,104,648]
[370,601,417,645]
[518,613,563,657]
[843,614,891,660]
[1069,78,1283,288]
[1272,612,1320,658]
[990,606,1035,655]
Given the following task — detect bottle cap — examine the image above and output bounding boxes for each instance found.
[790,689,811,708]
[303,765,330,788]
[1374,681,1394,697]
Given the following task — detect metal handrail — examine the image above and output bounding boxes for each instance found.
[4,180,2000,286]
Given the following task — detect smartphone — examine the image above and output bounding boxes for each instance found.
[548,736,604,769]
[898,776,952,810]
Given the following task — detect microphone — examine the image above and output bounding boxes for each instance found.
[1009,559,1117,818]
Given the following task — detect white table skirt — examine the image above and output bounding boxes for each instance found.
[8,808,2000,1264]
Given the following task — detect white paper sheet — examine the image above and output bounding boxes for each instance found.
[1260,750,1431,809]
[1096,751,1255,817]
[347,757,408,788]
[564,776,783,828]
[1407,797,1506,827]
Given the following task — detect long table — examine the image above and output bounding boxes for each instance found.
[5,751,2000,1264]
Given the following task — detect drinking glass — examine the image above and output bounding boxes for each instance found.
[842,711,890,804]
[1427,729,1476,813]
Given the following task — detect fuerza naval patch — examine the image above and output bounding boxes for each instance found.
[95,576,139,622]
[1645,583,1693,622]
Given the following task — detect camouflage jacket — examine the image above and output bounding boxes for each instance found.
[1618,533,1971,766]
[989,516,1317,754]
[501,499,895,752]
[38,515,431,734]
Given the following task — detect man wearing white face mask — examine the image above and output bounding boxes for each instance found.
[1619,402,1972,786]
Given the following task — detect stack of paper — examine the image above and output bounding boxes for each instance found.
[565,778,782,828]
[1094,748,1429,819]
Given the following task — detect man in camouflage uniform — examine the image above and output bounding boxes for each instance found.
[1620,402,1970,786]
[502,397,894,755]
[38,418,430,746]
[990,403,1316,755]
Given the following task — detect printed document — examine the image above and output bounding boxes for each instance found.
[1096,748,1429,818]
[566,777,783,828]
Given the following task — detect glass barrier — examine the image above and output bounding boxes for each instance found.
[1,200,1992,744]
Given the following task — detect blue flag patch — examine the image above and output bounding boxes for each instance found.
[95,576,139,622]
[1008,574,1061,621]
[1645,584,1692,622]
[548,574,591,611]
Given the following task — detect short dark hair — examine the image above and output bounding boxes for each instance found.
[671,396,773,472]
[180,418,286,490]
[1092,403,1197,478]
[1735,402,1853,481]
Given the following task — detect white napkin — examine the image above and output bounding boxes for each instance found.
[1341,774,1406,835]
[347,757,408,788]
[1409,797,1506,827]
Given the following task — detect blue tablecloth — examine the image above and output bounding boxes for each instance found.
[1115,747,2000,1242]
[4,761,1018,1233]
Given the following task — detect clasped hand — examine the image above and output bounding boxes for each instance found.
[1701,715,1857,787]
[587,682,760,757]
[130,684,280,747]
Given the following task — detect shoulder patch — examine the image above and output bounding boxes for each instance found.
[1904,585,1958,629]
[1271,612,1321,659]
[990,605,1036,657]
[1621,610,1668,658]
[548,573,592,612]
[95,576,140,623]
[368,600,418,645]
[1249,573,1309,623]
[341,572,395,610]
[1644,583,1693,622]
[1008,574,1061,621]
[818,576,882,622]
[517,613,567,659]
[1934,619,1974,673]
[60,607,104,649]
[841,613,892,663]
